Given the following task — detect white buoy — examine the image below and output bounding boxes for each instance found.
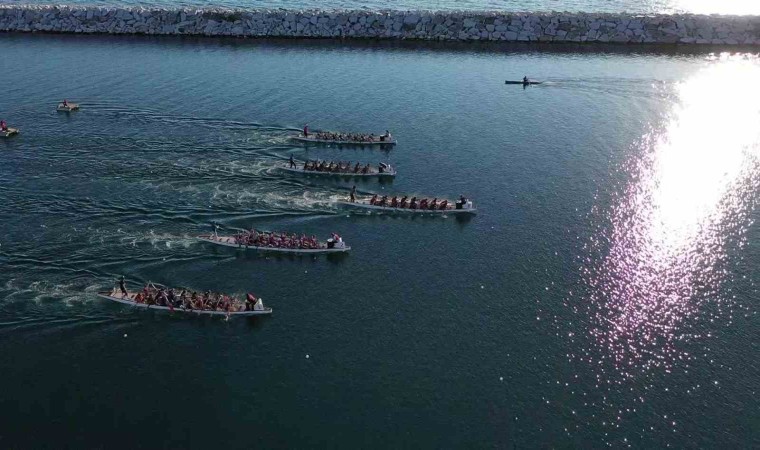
[499,376,504,381]
[123,333,128,338]
[306,354,310,359]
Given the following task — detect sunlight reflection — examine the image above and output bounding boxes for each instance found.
[670,0,760,15]
[579,53,760,379]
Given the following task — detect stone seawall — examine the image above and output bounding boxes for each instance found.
[2,5,759,45]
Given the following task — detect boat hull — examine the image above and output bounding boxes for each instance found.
[97,292,272,316]
[280,165,396,177]
[1,128,19,137]
[57,103,80,111]
[338,201,476,215]
[198,234,351,253]
[292,136,397,146]
[505,80,542,85]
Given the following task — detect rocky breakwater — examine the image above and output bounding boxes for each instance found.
[1,5,759,45]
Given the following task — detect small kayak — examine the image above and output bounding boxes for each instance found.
[505,80,542,85]
[57,103,80,112]
[0,128,19,138]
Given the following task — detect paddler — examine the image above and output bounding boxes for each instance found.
[303,124,309,137]
[119,276,128,297]
[62,99,68,107]
[523,76,529,84]
[0,120,7,131]
[350,185,357,203]
[289,154,296,169]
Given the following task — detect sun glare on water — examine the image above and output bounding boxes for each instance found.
[670,0,760,15]
[573,54,760,383]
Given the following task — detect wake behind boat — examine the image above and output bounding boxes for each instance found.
[281,159,396,178]
[198,230,350,254]
[340,193,476,215]
[294,126,397,146]
[98,280,271,316]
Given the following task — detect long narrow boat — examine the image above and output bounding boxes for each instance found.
[97,289,272,316]
[505,80,542,85]
[280,164,396,178]
[338,198,476,215]
[292,134,397,146]
[198,233,351,254]
[57,102,80,112]
[1,128,19,138]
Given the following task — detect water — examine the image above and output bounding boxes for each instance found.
[1,34,758,447]
[5,0,760,15]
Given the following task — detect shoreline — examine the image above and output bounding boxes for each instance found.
[1,5,759,46]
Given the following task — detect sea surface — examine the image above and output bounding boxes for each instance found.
[0,34,759,447]
[4,0,760,15]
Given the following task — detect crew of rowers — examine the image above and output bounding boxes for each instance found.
[351,192,469,210]
[232,229,341,249]
[368,195,449,210]
[302,125,392,142]
[290,156,390,174]
[118,280,259,312]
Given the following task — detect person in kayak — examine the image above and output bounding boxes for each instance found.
[62,99,68,107]
[119,276,128,297]
[523,76,529,84]
[289,155,296,169]
[350,185,357,203]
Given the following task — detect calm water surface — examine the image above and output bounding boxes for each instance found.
[5,0,760,15]
[0,35,758,447]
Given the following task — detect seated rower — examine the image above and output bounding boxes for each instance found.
[0,121,6,132]
[378,195,388,207]
[409,196,418,209]
[369,194,378,205]
[353,162,361,173]
[439,199,448,210]
[399,196,408,208]
[429,198,438,210]
[390,196,398,208]
[361,164,370,174]
[419,198,429,209]
[63,99,68,107]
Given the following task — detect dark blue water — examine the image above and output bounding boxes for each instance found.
[0,34,758,447]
